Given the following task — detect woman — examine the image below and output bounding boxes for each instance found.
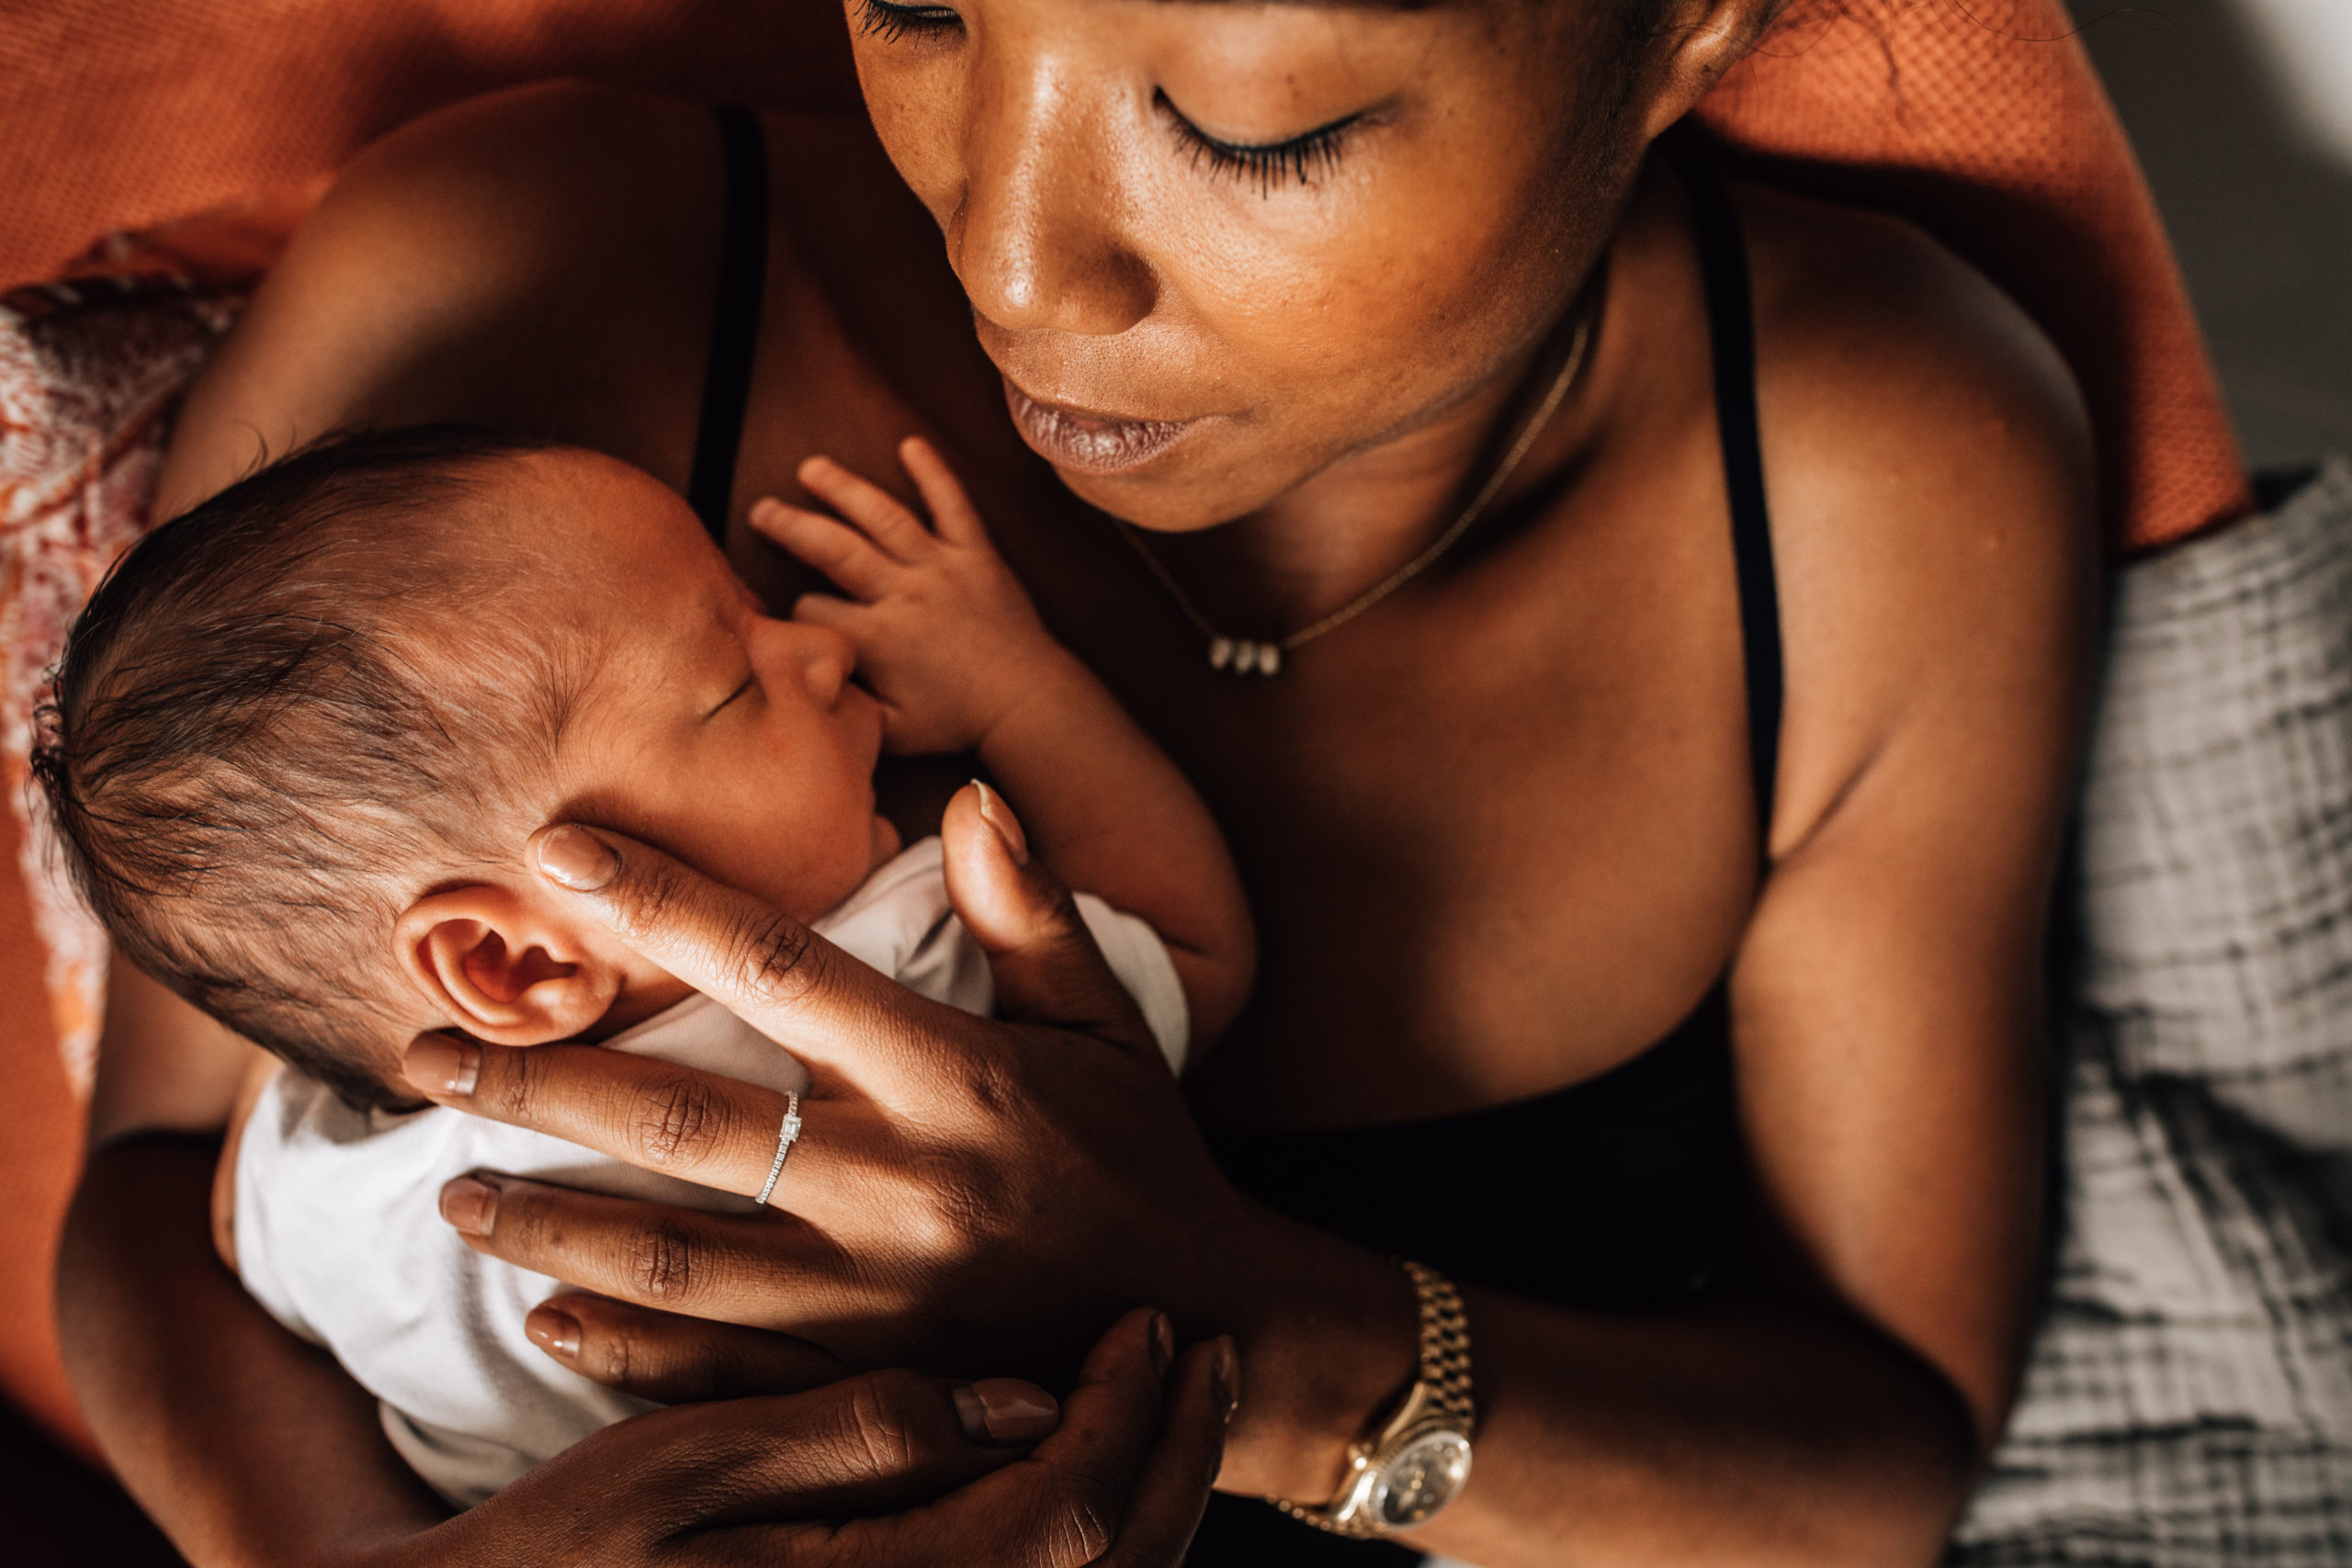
[63,0,2098,1561]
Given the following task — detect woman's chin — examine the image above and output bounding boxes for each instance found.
[1001,380,1252,529]
[1040,438,1308,536]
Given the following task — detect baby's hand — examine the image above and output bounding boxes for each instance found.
[752,438,1070,755]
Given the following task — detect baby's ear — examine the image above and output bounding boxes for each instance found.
[393,886,620,1045]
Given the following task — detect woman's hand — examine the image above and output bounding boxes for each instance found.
[399,794,1407,1500]
[370,1310,1234,1568]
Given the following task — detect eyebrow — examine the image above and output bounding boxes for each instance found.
[703,671,755,720]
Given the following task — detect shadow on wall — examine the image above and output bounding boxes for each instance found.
[2074,0,2352,467]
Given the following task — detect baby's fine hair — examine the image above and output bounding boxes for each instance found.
[30,426,576,1109]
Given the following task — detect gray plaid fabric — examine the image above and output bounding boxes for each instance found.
[1952,458,2352,1565]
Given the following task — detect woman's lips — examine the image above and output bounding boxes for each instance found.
[1003,380,1199,475]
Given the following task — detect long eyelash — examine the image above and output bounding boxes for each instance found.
[854,0,960,43]
[1159,94,1355,197]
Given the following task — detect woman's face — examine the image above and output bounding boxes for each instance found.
[850,0,1664,531]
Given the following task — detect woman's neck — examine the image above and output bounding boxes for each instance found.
[1139,304,1604,638]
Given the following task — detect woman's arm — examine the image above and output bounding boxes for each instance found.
[63,1132,455,1564]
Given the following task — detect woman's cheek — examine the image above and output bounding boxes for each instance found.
[854,57,966,226]
[1177,146,1539,369]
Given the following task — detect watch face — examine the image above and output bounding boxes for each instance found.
[1371,1429,1473,1529]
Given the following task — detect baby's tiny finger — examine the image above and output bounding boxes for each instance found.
[898,436,989,547]
[750,499,896,599]
[797,455,934,558]
[790,591,862,633]
[1094,1337,1231,1567]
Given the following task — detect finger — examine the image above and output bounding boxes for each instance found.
[526,822,966,1085]
[985,1309,1176,1560]
[797,453,937,560]
[897,435,990,548]
[435,1172,873,1331]
[942,783,1156,1054]
[403,1031,863,1211]
[442,1175,846,1325]
[1097,1337,1236,1568]
[748,498,898,598]
[526,1292,846,1402]
[791,590,863,634]
[806,1309,1175,1568]
[513,1367,1059,1533]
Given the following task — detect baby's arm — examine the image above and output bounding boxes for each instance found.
[209,1050,284,1272]
[752,439,1252,1049]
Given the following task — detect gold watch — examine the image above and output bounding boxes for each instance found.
[1273,1259,1475,1538]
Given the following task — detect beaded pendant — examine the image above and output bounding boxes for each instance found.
[1208,637,1283,677]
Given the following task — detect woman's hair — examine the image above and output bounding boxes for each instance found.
[29,426,570,1108]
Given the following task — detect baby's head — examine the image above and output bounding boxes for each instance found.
[33,428,893,1106]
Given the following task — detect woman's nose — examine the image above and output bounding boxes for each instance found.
[950,42,1157,336]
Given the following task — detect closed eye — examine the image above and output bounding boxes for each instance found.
[704,672,756,720]
[1157,90,1362,197]
[854,0,960,43]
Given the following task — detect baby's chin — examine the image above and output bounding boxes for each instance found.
[869,812,904,869]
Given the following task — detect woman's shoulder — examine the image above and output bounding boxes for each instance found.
[1735,176,2095,562]
[159,85,850,513]
[1722,177,2100,849]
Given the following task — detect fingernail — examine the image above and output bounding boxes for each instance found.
[972,781,1029,867]
[439,1175,500,1237]
[403,1036,481,1099]
[1211,1336,1240,1421]
[954,1379,1060,1444]
[526,1306,581,1359]
[1149,1312,1175,1376]
[536,825,618,891]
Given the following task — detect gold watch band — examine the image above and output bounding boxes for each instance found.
[1273,1258,1476,1537]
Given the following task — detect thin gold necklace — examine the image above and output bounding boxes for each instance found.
[1112,301,1597,678]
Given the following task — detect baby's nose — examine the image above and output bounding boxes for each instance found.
[787,623,856,704]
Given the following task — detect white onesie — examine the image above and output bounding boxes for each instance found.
[232,837,1187,1508]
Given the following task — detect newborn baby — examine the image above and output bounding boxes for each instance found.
[33,426,1251,1506]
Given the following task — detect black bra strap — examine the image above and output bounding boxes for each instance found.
[687,105,771,544]
[1677,148,1784,842]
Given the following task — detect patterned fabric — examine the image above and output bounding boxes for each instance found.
[1953,458,2352,1564]
[0,258,247,1094]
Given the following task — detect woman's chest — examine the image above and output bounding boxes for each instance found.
[1068,519,1766,1127]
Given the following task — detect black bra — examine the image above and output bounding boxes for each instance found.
[684,108,1781,1568]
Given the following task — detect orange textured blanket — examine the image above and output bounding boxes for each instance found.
[1701,0,2250,551]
